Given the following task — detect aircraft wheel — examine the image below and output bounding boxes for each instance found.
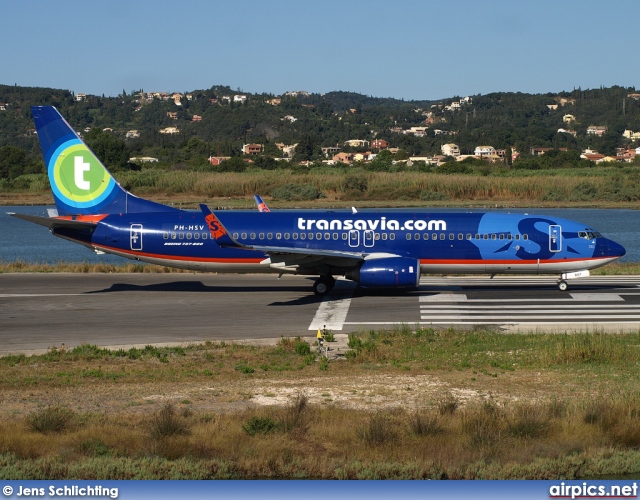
[558,280,569,292]
[313,277,335,296]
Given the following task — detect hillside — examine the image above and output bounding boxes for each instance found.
[0,83,639,178]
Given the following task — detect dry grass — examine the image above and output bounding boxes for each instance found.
[2,327,640,478]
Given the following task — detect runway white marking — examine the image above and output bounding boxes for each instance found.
[343,276,640,328]
[419,290,640,325]
[308,293,353,331]
[0,294,84,297]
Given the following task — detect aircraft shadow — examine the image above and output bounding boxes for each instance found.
[86,281,311,294]
[84,280,332,306]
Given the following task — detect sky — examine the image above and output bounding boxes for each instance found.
[3,0,639,101]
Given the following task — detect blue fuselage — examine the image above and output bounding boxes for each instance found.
[66,209,624,276]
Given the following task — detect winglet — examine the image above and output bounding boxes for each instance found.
[254,194,271,212]
[199,204,243,248]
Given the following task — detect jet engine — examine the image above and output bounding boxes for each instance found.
[345,256,420,288]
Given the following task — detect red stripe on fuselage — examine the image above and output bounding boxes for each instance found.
[419,257,611,265]
[93,243,264,264]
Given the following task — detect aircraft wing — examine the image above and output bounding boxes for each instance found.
[9,213,99,231]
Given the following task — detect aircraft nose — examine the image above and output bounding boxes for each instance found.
[608,239,626,258]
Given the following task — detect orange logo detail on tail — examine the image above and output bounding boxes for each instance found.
[205,213,226,239]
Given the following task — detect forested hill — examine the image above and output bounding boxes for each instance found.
[0,83,639,174]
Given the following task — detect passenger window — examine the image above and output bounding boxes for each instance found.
[507,234,512,240]
[241,232,247,239]
[499,234,504,240]
[259,232,265,239]
[390,233,395,240]
[179,232,184,240]
[250,233,256,239]
[324,233,330,240]
[163,232,169,240]
[300,233,306,240]
[374,233,379,240]
[267,232,273,239]
[439,233,445,240]
[458,233,463,240]
[466,234,472,240]
[194,232,200,240]
[475,234,480,240]
[406,233,412,240]
[491,234,496,240]
[202,233,207,240]
[382,233,388,240]
[423,233,429,240]
[316,233,322,240]
[483,234,488,240]
[449,233,454,240]
[293,233,298,240]
[523,234,529,240]
[414,233,420,240]
[432,234,437,240]
[515,234,520,240]
[308,233,313,240]
[342,233,347,240]
[284,233,290,240]
[186,232,191,240]
[171,232,176,240]
[334,233,339,240]
[276,233,281,240]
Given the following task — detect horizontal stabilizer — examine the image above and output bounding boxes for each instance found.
[9,213,98,230]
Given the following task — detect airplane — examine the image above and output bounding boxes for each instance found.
[11,106,626,295]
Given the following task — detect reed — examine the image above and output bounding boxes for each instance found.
[11,168,640,203]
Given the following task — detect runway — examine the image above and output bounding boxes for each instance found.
[2,273,640,354]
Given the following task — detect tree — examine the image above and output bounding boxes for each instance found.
[0,146,36,179]
[216,157,246,172]
[84,129,131,170]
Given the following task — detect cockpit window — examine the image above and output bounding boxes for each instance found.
[579,230,602,240]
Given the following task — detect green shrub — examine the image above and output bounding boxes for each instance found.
[26,406,76,434]
[147,403,189,438]
[294,341,311,355]
[235,363,255,374]
[409,411,443,436]
[507,404,550,438]
[270,183,323,201]
[419,190,449,201]
[243,417,278,436]
[357,413,398,446]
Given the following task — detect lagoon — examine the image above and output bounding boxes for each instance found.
[1,206,639,264]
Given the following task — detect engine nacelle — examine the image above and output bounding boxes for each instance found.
[345,257,420,288]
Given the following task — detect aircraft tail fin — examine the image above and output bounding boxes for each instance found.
[31,106,177,216]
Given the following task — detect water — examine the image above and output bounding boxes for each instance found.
[1,206,640,264]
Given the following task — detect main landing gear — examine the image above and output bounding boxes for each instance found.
[313,276,336,296]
